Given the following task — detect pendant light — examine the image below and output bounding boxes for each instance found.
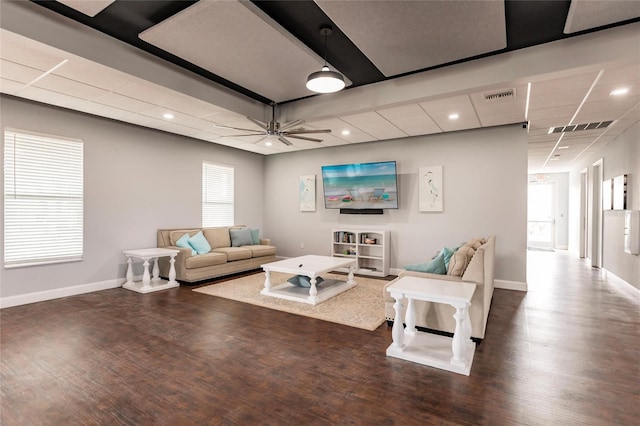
[306,25,345,94]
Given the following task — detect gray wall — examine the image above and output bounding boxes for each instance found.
[0,96,265,298]
[263,125,529,284]
[569,121,640,288]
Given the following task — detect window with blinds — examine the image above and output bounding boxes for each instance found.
[202,162,234,227]
[4,129,83,267]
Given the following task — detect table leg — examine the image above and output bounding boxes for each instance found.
[451,303,469,366]
[405,298,416,334]
[168,255,177,284]
[141,258,151,290]
[309,276,318,302]
[125,256,134,286]
[152,257,160,281]
[347,263,356,285]
[391,296,405,350]
[264,270,272,291]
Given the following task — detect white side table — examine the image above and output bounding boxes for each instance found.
[122,248,179,293]
[386,276,476,376]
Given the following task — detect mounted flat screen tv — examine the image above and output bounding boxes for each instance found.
[321,161,398,211]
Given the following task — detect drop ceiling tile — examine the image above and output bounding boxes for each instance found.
[17,85,84,110]
[0,77,25,94]
[588,83,639,102]
[93,92,156,113]
[339,111,406,140]
[530,71,600,96]
[564,0,640,34]
[138,107,211,131]
[53,59,132,92]
[480,112,526,127]
[0,30,67,71]
[420,95,474,113]
[33,74,110,100]
[56,0,115,17]
[163,95,229,118]
[305,118,374,143]
[316,1,506,76]
[527,105,576,122]
[0,60,45,84]
[139,1,339,102]
[115,82,183,107]
[528,90,586,111]
[75,101,132,121]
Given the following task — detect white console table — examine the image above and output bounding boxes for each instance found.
[386,276,476,376]
[123,248,179,293]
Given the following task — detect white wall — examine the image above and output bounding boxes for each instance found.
[569,121,640,288]
[0,96,265,301]
[263,125,529,285]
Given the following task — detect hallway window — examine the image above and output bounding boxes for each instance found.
[202,162,234,227]
[3,129,83,267]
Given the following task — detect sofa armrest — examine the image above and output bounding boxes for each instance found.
[259,238,271,245]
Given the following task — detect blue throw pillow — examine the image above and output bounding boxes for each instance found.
[404,251,447,274]
[188,231,211,254]
[250,228,260,245]
[230,228,254,247]
[442,247,455,269]
[287,275,324,288]
[176,233,196,256]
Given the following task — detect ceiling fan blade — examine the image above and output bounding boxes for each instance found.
[279,119,305,131]
[213,124,263,133]
[246,116,268,130]
[278,136,293,146]
[220,133,266,138]
[283,129,332,135]
[285,134,323,142]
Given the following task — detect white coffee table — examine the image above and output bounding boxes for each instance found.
[386,276,476,376]
[123,248,179,293]
[260,255,357,305]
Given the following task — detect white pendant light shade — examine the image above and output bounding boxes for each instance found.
[306,66,345,93]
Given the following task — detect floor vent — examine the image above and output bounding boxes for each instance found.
[550,120,613,134]
[483,88,516,102]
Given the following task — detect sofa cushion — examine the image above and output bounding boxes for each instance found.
[176,233,196,256]
[230,228,254,247]
[188,231,211,254]
[466,237,486,250]
[203,227,230,249]
[169,229,199,246]
[212,247,252,261]
[250,228,260,244]
[447,244,476,276]
[404,250,447,274]
[185,252,227,269]
[247,245,276,258]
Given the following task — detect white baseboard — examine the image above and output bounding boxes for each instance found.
[0,278,123,309]
[495,279,528,292]
[602,269,639,294]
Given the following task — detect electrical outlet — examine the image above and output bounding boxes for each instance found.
[300,242,304,249]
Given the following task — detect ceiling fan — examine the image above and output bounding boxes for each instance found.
[214,103,331,146]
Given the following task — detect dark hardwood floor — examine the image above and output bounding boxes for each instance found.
[1,250,638,425]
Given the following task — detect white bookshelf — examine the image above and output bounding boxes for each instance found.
[331,229,390,277]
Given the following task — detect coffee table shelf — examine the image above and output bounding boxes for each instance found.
[261,255,357,305]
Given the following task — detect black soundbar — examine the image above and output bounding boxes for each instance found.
[339,208,383,215]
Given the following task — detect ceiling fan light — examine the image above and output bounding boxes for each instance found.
[306,66,345,93]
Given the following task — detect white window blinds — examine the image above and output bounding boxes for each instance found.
[202,162,234,227]
[4,129,83,267]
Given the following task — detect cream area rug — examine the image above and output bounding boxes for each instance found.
[193,272,387,331]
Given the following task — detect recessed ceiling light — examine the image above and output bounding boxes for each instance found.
[163,112,174,120]
[610,87,629,96]
[265,141,272,147]
[341,129,350,136]
[448,113,459,120]
[550,158,559,161]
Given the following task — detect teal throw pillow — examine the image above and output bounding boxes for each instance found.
[250,228,260,245]
[442,247,455,269]
[404,251,447,274]
[176,233,196,256]
[188,231,211,254]
[287,275,324,288]
[230,228,254,247]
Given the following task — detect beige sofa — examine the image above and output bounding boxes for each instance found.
[157,226,276,283]
[383,235,495,340]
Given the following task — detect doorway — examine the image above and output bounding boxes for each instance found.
[528,182,555,250]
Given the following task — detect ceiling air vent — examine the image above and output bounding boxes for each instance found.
[483,88,516,102]
[550,120,613,134]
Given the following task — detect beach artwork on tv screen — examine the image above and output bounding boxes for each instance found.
[321,161,398,209]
